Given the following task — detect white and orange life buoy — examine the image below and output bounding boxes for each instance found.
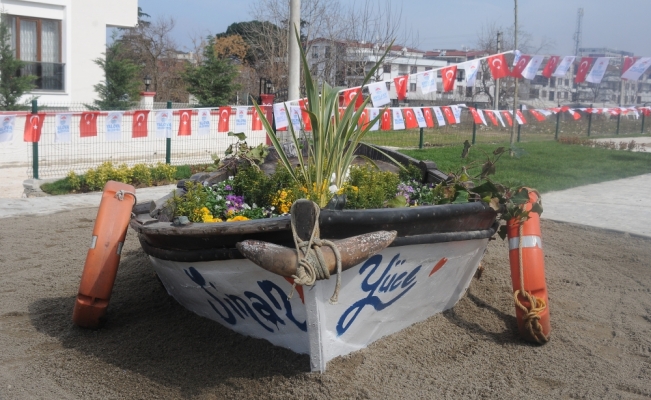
[72,181,136,328]
[507,191,551,344]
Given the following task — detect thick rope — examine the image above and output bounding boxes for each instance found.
[289,202,343,304]
[513,222,549,344]
[115,190,137,205]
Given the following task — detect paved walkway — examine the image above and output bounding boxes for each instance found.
[1,176,650,238]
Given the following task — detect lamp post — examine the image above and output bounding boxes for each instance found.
[144,74,152,92]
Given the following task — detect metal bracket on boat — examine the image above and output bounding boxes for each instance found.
[236,200,397,302]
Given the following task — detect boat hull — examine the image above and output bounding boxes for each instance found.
[149,238,489,372]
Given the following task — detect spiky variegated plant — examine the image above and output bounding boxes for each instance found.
[253,30,392,207]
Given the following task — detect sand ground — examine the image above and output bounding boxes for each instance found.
[0,208,650,399]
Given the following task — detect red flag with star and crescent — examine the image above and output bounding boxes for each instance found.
[393,75,408,101]
[529,109,546,122]
[403,108,419,129]
[218,106,231,132]
[422,107,434,127]
[621,56,638,79]
[542,56,560,78]
[23,113,45,142]
[511,54,531,78]
[485,110,499,126]
[516,110,527,124]
[357,108,369,129]
[442,106,455,124]
[80,112,99,137]
[299,99,312,131]
[177,110,192,136]
[132,110,149,138]
[501,111,513,127]
[575,57,594,83]
[468,107,483,124]
[487,54,510,79]
[381,109,392,130]
[441,66,457,92]
[342,87,364,109]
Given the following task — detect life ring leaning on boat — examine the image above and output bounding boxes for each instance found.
[507,190,551,344]
[72,181,136,329]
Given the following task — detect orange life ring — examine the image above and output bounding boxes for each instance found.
[506,191,551,343]
[72,181,136,328]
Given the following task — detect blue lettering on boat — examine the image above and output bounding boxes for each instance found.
[336,253,421,336]
[183,267,307,332]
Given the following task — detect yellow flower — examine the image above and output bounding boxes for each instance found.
[227,215,250,222]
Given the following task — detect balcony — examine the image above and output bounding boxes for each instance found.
[20,62,65,91]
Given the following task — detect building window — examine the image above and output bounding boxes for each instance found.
[457,85,465,95]
[409,83,416,92]
[530,89,540,98]
[564,92,568,100]
[565,79,570,87]
[5,14,63,91]
[476,72,482,81]
[410,65,417,74]
[637,96,642,104]
[324,46,331,58]
[549,91,555,101]
[398,64,408,74]
[425,66,432,71]
[542,90,547,98]
[383,64,391,74]
[386,82,391,90]
[312,46,319,59]
[466,87,473,97]
[550,78,556,88]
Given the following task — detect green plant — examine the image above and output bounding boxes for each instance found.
[253,28,392,207]
[131,164,152,186]
[66,171,82,191]
[342,165,400,209]
[150,162,177,182]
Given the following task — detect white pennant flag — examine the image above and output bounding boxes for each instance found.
[289,106,303,131]
[105,111,123,141]
[367,82,391,107]
[451,105,462,124]
[392,108,405,130]
[273,103,289,130]
[432,107,446,126]
[510,110,524,125]
[233,107,248,133]
[585,57,610,84]
[493,110,506,127]
[463,60,480,86]
[413,107,427,128]
[197,109,211,135]
[477,109,487,126]
[553,56,575,77]
[0,115,16,143]
[537,109,553,117]
[55,113,72,143]
[155,110,173,138]
[417,70,436,94]
[622,57,651,81]
[521,55,545,80]
[368,108,380,131]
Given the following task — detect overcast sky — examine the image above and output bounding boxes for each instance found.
[137,0,651,56]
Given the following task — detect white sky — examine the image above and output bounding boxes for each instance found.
[137,0,651,56]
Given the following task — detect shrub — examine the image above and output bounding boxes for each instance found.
[343,165,400,209]
[131,164,152,187]
[151,162,177,182]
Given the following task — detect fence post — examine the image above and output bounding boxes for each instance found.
[641,109,645,134]
[418,103,424,149]
[166,101,172,164]
[31,99,39,179]
[555,109,560,140]
[616,103,621,135]
[471,102,477,145]
[587,103,593,137]
[516,104,522,142]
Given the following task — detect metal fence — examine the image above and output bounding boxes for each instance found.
[1,101,648,180]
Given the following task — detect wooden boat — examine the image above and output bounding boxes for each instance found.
[129,143,498,372]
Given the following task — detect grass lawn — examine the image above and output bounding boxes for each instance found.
[400,141,651,193]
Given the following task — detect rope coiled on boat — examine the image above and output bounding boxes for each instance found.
[290,201,343,304]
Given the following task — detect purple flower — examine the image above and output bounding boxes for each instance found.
[224,185,233,191]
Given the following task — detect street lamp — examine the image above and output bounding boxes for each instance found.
[266,79,272,95]
[144,74,152,92]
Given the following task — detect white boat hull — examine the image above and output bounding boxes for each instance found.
[149,238,488,372]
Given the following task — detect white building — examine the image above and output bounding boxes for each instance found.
[1,0,138,104]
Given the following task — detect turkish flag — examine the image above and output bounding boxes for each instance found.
[177,110,192,136]
[469,107,483,124]
[529,109,546,122]
[358,108,369,129]
[487,54,510,79]
[218,106,231,132]
[516,110,527,124]
[575,57,594,83]
[442,107,455,124]
[393,75,408,100]
[342,87,364,109]
[641,108,651,117]
[485,110,498,126]
[511,54,531,78]
[568,110,581,120]
[23,113,45,142]
[132,110,149,138]
[542,56,560,78]
[402,108,419,129]
[299,99,312,131]
[501,111,513,127]
[80,112,99,137]
[560,105,570,113]
[422,107,434,127]
[381,109,392,130]
[252,109,263,130]
[622,56,638,79]
[441,66,457,92]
